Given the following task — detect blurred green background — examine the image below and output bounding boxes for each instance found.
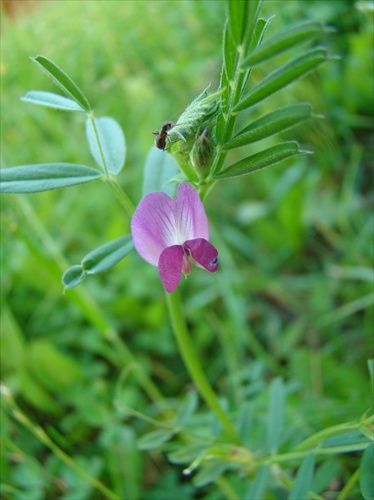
[1,0,373,498]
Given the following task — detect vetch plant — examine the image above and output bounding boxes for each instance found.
[1,1,373,498]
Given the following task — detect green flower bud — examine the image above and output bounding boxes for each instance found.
[190,127,215,179]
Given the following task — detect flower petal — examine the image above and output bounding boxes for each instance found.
[131,191,177,266]
[158,245,184,293]
[175,183,209,242]
[184,238,218,273]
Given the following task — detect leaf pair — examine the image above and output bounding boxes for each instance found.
[62,235,134,290]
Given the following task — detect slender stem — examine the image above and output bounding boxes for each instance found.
[87,112,134,218]
[337,468,360,500]
[88,111,110,178]
[166,289,240,444]
[107,177,135,218]
[1,385,119,500]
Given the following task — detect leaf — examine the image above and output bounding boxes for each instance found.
[21,90,84,111]
[228,0,247,46]
[266,377,285,453]
[242,20,326,67]
[289,455,315,500]
[360,443,374,500]
[137,430,174,450]
[62,236,133,290]
[31,55,91,112]
[142,146,179,197]
[214,142,302,179]
[62,265,85,290]
[234,48,328,112]
[85,117,126,175]
[193,463,227,487]
[223,21,236,81]
[175,391,198,428]
[243,0,263,50]
[245,466,270,500]
[81,235,133,274]
[0,163,102,193]
[312,460,341,494]
[224,103,313,150]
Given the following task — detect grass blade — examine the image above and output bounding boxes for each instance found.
[289,454,315,500]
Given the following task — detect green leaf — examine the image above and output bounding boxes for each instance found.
[21,90,84,111]
[266,377,285,453]
[62,236,133,290]
[85,117,126,175]
[62,265,85,290]
[137,430,174,450]
[289,454,315,500]
[243,0,264,49]
[312,460,341,494]
[142,146,179,197]
[193,463,227,487]
[245,466,270,500]
[31,55,91,112]
[224,103,313,150]
[228,0,247,46]
[243,20,326,67]
[0,163,102,193]
[234,48,328,112]
[175,391,198,428]
[81,235,133,274]
[214,142,301,179]
[223,21,236,81]
[360,443,374,500]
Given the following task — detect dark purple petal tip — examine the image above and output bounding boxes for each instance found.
[184,238,219,273]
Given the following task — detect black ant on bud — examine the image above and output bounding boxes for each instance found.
[152,121,175,151]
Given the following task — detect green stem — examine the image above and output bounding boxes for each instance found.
[166,289,240,444]
[107,177,135,218]
[337,468,360,500]
[1,385,119,500]
[87,112,134,218]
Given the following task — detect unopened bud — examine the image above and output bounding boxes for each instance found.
[190,127,215,179]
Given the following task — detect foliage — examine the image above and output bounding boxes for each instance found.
[1,1,373,499]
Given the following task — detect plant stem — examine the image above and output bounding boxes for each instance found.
[166,289,240,444]
[87,112,134,218]
[107,177,135,217]
[1,385,119,500]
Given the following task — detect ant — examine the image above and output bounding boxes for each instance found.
[152,121,175,151]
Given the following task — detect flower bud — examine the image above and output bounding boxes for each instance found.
[190,127,215,179]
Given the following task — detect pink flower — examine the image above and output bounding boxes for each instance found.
[131,183,218,293]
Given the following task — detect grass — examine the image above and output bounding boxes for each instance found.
[1,1,373,498]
